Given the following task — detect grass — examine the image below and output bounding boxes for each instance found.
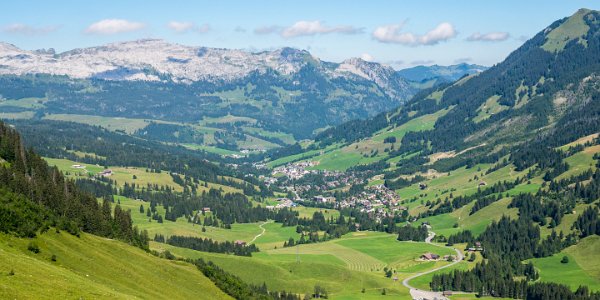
[556,144,599,180]
[44,157,185,192]
[308,108,450,171]
[292,206,340,219]
[118,196,262,243]
[181,143,243,156]
[0,231,230,299]
[0,97,46,109]
[44,157,243,194]
[43,114,151,134]
[529,235,600,291]
[473,95,508,123]
[152,231,457,299]
[542,8,590,52]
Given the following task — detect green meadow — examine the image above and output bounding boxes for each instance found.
[0,231,229,299]
[152,231,457,299]
[529,235,600,291]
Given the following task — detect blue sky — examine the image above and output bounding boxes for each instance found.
[1,0,598,69]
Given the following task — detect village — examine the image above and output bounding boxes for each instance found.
[262,160,408,221]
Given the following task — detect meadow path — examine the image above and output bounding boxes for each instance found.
[403,231,464,300]
[249,221,272,244]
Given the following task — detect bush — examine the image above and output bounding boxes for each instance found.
[51,254,57,262]
[561,256,569,264]
[27,242,40,254]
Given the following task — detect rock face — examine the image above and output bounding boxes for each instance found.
[0,39,412,99]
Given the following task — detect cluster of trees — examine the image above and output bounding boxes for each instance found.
[12,120,271,197]
[432,215,597,299]
[165,235,259,256]
[135,122,204,144]
[396,224,428,241]
[573,206,600,238]
[0,121,148,250]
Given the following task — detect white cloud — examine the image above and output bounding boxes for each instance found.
[167,21,194,33]
[280,20,362,38]
[85,19,145,35]
[234,26,246,33]
[372,22,457,46]
[360,53,374,62]
[2,23,59,35]
[167,21,211,34]
[467,31,509,42]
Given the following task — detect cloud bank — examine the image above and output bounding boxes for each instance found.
[167,21,210,33]
[2,23,59,35]
[85,19,145,35]
[373,22,457,46]
[467,31,509,42]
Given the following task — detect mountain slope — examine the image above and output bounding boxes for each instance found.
[313,8,600,170]
[0,41,419,140]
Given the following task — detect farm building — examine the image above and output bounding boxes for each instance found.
[99,169,112,177]
[421,253,440,260]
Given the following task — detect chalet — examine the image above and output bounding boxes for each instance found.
[443,291,453,296]
[202,207,211,212]
[99,169,112,177]
[235,240,246,246]
[71,164,85,169]
[421,253,440,260]
[478,181,487,186]
[467,241,484,252]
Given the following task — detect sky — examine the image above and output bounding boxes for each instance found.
[1,1,599,69]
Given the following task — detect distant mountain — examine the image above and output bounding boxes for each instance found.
[0,39,414,100]
[397,63,488,83]
[0,40,420,140]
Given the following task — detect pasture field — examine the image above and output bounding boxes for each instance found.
[118,196,264,243]
[0,231,229,299]
[416,197,519,237]
[307,108,450,171]
[529,235,600,291]
[43,114,151,134]
[44,157,243,194]
[152,231,455,299]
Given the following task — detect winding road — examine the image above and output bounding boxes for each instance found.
[402,230,464,300]
[249,221,271,244]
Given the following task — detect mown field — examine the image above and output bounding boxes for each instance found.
[152,231,457,299]
[529,235,600,292]
[0,231,229,299]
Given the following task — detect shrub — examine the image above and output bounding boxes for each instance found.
[27,242,40,254]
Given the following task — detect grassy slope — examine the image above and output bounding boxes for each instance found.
[44,157,242,194]
[307,108,450,171]
[529,235,600,291]
[0,231,229,300]
[153,231,454,299]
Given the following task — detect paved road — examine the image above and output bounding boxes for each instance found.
[402,231,464,300]
[249,221,271,244]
